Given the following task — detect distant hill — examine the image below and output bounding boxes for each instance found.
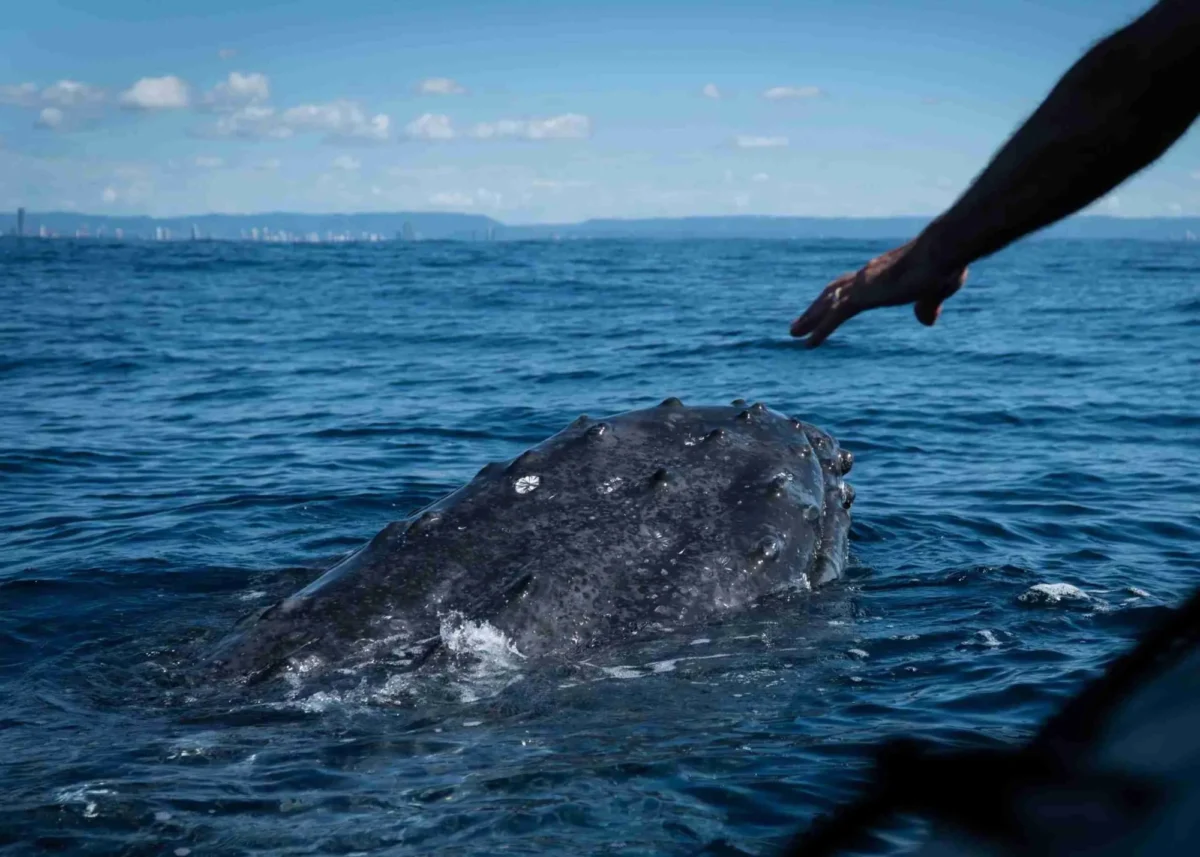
[4,211,1200,242]
[503,215,1200,241]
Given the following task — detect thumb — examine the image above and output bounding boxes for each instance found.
[913,267,967,327]
[914,298,942,327]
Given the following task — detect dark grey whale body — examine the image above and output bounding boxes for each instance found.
[211,400,855,683]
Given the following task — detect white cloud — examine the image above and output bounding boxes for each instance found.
[429,190,474,207]
[751,172,769,182]
[209,100,389,142]
[531,178,591,190]
[470,113,590,140]
[734,134,788,148]
[417,77,466,95]
[102,186,118,203]
[120,76,190,110]
[211,105,291,139]
[0,82,38,106]
[1169,202,1183,213]
[204,72,269,109]
[405,112,455,140]
[281,101,389,141]
[194,155,225,168]
[476,187,502,207]
[702,83,721,100]
[218,48,237,60]
[762,85,822,101]
[2,80,104,110]
[332,154,361,171]
[41,80,105,107]
[256,157,282,170]
[35,107,65,129]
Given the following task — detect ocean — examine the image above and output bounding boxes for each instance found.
[1,237,1198,856]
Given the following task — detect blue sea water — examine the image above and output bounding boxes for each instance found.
[1,237,1198,856]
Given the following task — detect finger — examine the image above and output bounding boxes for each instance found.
[791,274,853,337]
[790,293,829,337]
[804,303,854,348]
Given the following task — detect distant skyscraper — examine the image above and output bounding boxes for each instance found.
[16,207,25,237]
[115,227,124,241]
[191,224,199,241]
[401,221,415,241]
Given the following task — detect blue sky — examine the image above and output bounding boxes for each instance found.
[1,0,1196,222]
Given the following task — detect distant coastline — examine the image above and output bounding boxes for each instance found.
[3,211,1200,243]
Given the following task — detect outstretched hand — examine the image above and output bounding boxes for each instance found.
[789,240,968,347]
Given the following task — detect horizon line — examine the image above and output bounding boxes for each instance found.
[6,210,1197,226]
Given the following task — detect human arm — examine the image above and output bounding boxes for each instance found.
[792,0,1200,347]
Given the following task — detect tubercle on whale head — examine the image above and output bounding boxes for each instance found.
[475,461,504,480]
[766,472,792,498]
[507,450,541,472]
[410,510,443,533]
[751,534,782,561]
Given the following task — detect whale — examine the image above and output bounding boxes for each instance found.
[209,399,855,684]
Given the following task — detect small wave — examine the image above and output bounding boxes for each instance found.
[1018,582,1094,607]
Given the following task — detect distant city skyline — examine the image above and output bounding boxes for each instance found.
[11,208,1200,245]
[2,1,1199,222]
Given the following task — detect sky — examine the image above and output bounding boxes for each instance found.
[1,0,1197,223]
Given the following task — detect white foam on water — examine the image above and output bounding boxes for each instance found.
[1018,582,1091,605]
[55,784,116,819]
[439,612,525,666]
[166,731,221,760]
[966,629,1002,648]
[581,651,733,682]
[438,611,527,703]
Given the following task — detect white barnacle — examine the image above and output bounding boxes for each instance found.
[514,475,541,495]
[599,476,624,495]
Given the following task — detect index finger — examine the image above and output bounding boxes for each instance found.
[790,274,852,337]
